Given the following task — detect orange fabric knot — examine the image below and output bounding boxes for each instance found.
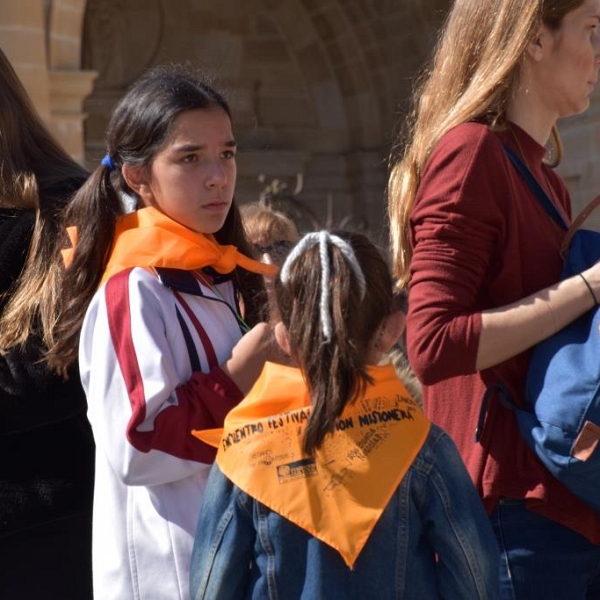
[62,206,278,285]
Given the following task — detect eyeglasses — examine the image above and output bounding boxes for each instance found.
[253,240,295,265]
[253,240,295,254]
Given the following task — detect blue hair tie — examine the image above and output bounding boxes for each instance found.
[101,154,115,171]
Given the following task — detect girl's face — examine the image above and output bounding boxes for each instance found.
[535,0,600,119]
[137,107,236,234]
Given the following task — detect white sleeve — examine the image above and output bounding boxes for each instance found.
[79,268,243,487]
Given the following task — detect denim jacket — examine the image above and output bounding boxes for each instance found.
[190,423,499,600]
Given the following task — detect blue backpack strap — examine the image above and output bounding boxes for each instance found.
[502,143,568,231]
[477,147,568,445]
[475,382,517,443]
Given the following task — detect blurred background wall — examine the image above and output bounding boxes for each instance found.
[3,0,600,239]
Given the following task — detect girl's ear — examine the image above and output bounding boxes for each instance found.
[122,163,153,206]
[377,310,406,354]
[274,321,292,355]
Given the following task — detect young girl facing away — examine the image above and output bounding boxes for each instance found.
[46,65,280,600]
[189,231,500,600]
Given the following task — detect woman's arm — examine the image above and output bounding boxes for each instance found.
[407,123,589,383]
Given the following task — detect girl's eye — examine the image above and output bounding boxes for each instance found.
[182,154,197,163]
[222,150,236,160]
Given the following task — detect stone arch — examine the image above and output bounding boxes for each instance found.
[262,0,448,151]
[264,0,375,148]
[282,0,448,224]
[76,0,452,232]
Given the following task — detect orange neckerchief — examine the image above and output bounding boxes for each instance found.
[193,362,430,568]
[62,206,277,284]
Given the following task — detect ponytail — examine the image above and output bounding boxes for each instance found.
[276,231,393,455]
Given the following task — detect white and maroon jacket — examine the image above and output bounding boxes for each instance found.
[79,266,244,600]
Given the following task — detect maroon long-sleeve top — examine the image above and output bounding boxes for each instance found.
[408,121,600,543]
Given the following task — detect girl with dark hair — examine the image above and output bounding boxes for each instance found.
[189,231,499,600]
[389,0,600,596]
[47,65,278,599]
[0,47,94,598]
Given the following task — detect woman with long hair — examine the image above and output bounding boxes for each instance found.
[0,47,94,597]
[389,0,600,597]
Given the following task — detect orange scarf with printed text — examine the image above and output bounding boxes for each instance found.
[62,206,277,284]
[193,362,430,568]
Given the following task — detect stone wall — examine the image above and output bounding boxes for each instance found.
[0,0,96,164]
[2,0,600,235]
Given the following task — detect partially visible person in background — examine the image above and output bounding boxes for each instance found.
[240,202,300,266]
[240,202,300,321]
[386,290,422,409]
[0,47,94,598]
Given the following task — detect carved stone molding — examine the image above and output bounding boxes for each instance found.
[48,69,98,163]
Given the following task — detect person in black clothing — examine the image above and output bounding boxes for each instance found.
[0,47,94,599]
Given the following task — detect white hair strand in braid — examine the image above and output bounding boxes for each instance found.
[279,231,366,341]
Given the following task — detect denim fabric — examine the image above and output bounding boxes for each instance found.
[190,424,499,600]
[491,499,600,600]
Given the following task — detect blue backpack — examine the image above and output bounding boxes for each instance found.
[483,146,600,514]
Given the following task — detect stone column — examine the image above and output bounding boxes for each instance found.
[0,0,96,164]
[0,0,51,119]
[48,69,98,165]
